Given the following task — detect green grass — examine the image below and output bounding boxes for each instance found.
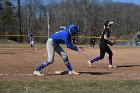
[0,80,140,93]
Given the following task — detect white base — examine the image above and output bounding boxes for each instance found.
[55,71,64,74]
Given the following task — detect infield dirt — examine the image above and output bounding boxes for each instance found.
[0,46,140,81]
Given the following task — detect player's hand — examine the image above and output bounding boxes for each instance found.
[78,46,84,51]
[108,40,113,46]
[110,40,116,46]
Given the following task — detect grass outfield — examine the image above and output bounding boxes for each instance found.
[0,80,140,93]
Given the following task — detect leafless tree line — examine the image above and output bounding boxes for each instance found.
[0,0,140,43]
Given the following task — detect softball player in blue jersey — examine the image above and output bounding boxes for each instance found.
[33,24,84,76]
[28,32,34,50]
[88,20,116,68]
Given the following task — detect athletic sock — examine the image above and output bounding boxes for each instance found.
[109,56,112,65]
[64,60,73,71]
[35,61,50,71]
[66,64,73,71]
[90,56,100,63]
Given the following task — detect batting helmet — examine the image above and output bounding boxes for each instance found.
[67,24,79,35]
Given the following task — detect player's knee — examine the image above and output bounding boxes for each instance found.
[109,52,113,56]
[47,58,54,64]
[64,60,70,65]
[48,60,53,64]
[61,52,68,60]
[63,57,70,65]
[99,56,104,59]
[42,60,53,66]
[63,56,68,62]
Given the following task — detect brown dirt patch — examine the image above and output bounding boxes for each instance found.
[0,46,140,81]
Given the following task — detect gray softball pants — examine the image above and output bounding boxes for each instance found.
[44,38,69,65]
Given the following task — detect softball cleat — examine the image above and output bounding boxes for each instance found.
[109,65,117,68]
[68,70,80,75]
[88,61,92,67]
[33,71,44,76]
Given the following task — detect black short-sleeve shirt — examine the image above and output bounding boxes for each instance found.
[100,28,110,44]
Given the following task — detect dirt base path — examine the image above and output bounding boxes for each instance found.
[0,46,140,81]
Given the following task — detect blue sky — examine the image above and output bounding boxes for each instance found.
[112,0,140,5]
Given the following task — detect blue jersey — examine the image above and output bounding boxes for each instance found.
[28,33,33,42]
[50,30,78,51]
[29,37,33,42]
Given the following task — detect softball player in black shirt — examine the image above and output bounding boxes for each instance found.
[88,20,116,68]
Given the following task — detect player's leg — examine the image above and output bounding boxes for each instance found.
[29,37,32,47]
[31,40,34,49]
[88,48,105,64]
[106,46,113,65]
[93,42,95,47]
[55,45,79,75]
[34,38,55,76]
[90,42,92,47]
[88,42,105,67]
[91,42,93,47]
[106,46,116,68]
[30,42,32,47]
[90,42,93,47]
[55,45,72,71]
[90,43,106,62]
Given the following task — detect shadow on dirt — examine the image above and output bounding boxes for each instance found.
[0,52,15,54]
[50,71,111,75]
[54,71,69,75]
[79,72,111,75]
[117,65,140,68]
